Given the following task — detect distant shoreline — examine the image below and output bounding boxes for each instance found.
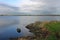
[1,15,60,16]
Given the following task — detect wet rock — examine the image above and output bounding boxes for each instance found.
[25,21,50,39]
[17,28,21,33]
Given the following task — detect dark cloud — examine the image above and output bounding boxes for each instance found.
[0,0,60,15]
[30,0,60,15]
[0,4,19,15]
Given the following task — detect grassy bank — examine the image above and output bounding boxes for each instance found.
[10,21,60,40]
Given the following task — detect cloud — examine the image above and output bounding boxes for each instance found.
[18,0,45,13]
[0,3,28,15]
[0,3,19,15]
[0,0,60,15]
[17,0,60,15]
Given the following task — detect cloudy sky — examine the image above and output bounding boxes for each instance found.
[0,0,60,15]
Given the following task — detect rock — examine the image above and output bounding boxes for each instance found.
[25,21,50,39]
[10,21,60,40]
[17,28,21,33]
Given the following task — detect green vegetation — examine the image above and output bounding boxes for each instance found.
[45,21,60,32]
[44,21,60,40]
[26,21,60,40]
[10,21,60,40]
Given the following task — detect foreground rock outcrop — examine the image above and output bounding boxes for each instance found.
[10,21,60,40]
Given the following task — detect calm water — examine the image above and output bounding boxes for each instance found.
[0,16,60,40]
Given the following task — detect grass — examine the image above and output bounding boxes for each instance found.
[45,21,60,32]
[26,21,60,40]
[44,21,60,40]
[10,21,60,40]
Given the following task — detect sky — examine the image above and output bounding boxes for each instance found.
[0,0,60,15]
[0,0,19,6]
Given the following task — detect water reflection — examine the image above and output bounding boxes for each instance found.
[0,16,60,40]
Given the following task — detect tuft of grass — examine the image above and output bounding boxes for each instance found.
[45,21,60,32]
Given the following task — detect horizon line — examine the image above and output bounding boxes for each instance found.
[0,15,60,16]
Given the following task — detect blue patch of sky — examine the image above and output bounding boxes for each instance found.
[0,0,21,6]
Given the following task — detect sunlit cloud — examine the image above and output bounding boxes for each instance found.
[18,0,45,12]
[17,0,60,15]
[0,0,60,15]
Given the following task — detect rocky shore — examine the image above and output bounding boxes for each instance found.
[10,21,60,40]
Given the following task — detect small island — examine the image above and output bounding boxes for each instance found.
[10,21,60,40]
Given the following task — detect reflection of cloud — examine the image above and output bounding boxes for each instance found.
[0,19,19,28]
